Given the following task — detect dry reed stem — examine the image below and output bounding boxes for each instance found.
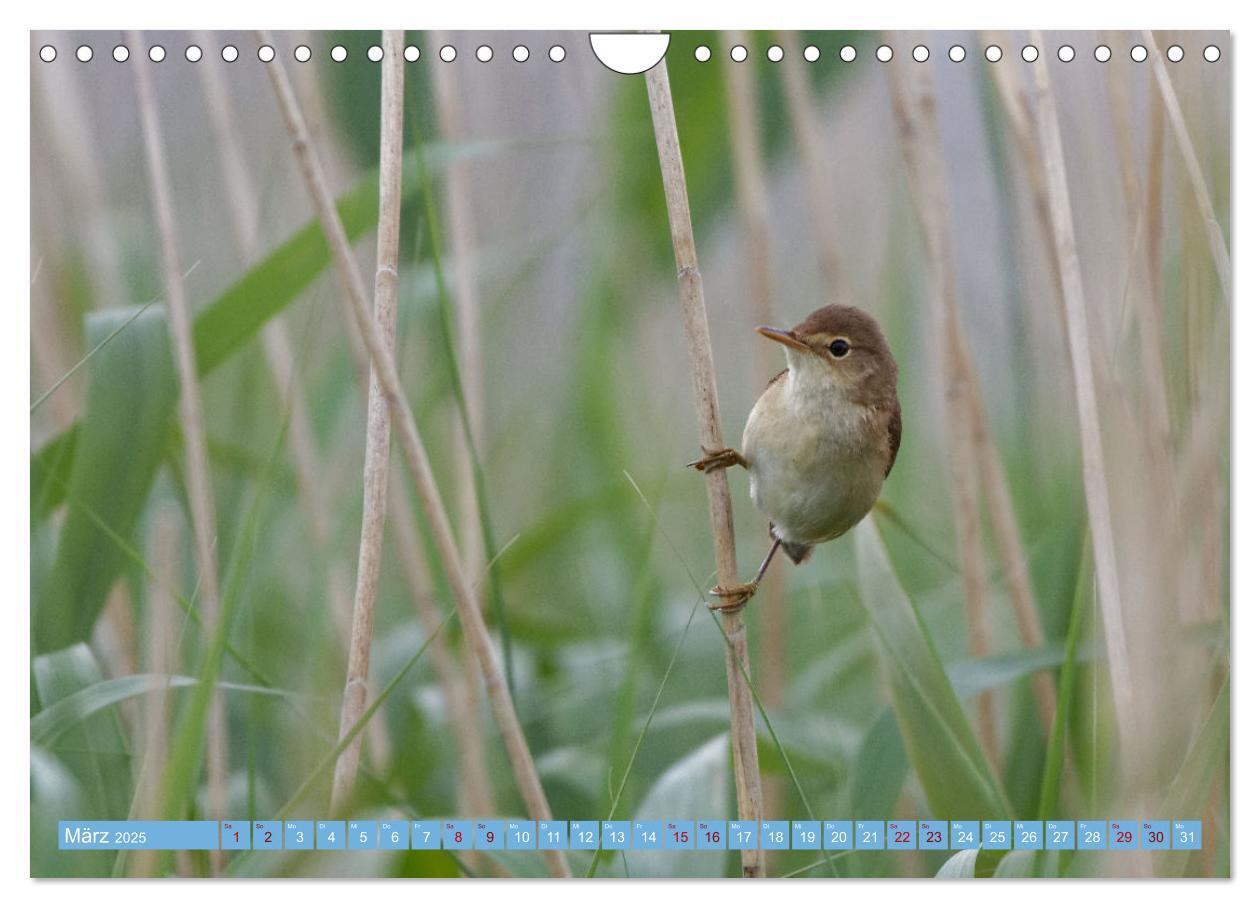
[196,34,336,553]
[130,33,230,839]
[1097,41,1175,445]
[983,42,1067,316]
[1028,37,1136,755]
[1144,31,1231,302]
[132,506,179,877]
[260,41,493,820]
[775,31,849,299]
[426,36,499,831]
[721,30,787,718]
[645,60,765,879]
[1145,72,1167,318]
[196,28,389,791]
[975,48,1097,736]
[428,31,489,584]
[885,54,998,760]
[260,34,570,877]
[329,31,406,813]
[1103,39,1142,219]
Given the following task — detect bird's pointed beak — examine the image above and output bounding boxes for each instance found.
[756,325,810,353]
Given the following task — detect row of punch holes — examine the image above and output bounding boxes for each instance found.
[37,41,1223,66]
[37,42,563,64]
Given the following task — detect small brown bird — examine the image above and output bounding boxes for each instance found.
[690,304,901,609]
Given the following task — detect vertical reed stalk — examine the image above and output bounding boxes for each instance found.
[194,31,349,606]
[886,54,997,760]
[428,31,489,580]
[721,29,787,726]
[1145,65,1168,339]
[1028,37,1136,756]
[1099,40,1175,444]
[130,32,229,838]
[330,31,406,812]
[1103,37,1142,220]
[645,60,765,878]
[775,30,849,298]
[260,39,493,819]
[1144,31,1231,301]
[260,33,570,877]
[426,32,498,827]
[132,506,179,877]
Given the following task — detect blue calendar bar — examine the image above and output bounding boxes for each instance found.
[58,821,218,850]
[55,818,1203,851]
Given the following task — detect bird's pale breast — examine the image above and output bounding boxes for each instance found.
[742,378,888,547]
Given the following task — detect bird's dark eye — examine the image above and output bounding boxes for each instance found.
[828,338,851,358]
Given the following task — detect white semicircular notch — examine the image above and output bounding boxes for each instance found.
[589,32,671,74]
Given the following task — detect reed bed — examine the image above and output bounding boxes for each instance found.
[29,29,1229,880]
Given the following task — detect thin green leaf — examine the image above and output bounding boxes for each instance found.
[32,674,300,748]
[855,519,1010,820]
[32,645,133,822]
[31,141,508,523]
[1036,540,1093,821]
[35,308,177,653]
[850,709,909,822]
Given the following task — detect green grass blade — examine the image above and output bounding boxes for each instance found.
[34,308,177,653]
[31,141,507,524]
[32,675,301,748]
[32,645,133,821]
[850,708,909,821]
[1036,539,1092,821]
[855,518,1011,820]
[154,395,294,822]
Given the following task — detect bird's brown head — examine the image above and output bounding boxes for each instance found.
[757,305,898,404]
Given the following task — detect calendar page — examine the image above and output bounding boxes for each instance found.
[27,27,1230,882]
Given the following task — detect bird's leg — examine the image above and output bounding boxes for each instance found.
[710,538,782,612]
[687,446,748,473]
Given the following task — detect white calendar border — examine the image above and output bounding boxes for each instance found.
[4,0,1251,903]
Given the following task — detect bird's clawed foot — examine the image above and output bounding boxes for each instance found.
[708,581,759,613]
[688,446,748,473]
